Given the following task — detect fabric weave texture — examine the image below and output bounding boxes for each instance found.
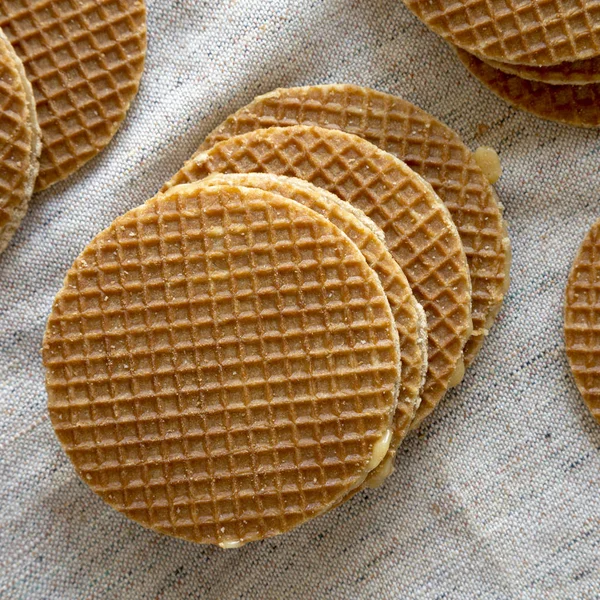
[0,1,599,598]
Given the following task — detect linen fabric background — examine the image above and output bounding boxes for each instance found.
[1,1,599,598]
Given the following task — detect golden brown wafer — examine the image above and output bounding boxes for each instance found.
[0,0,147,190]
[0,27,40,255]
[192,84,508,367]
[199,172,428,485]
[403,0,600,66]
[43,182,402,547]
[165,125,472,429]
[457,48,600,128]
[482,55,600,85]
[565,217,600,425]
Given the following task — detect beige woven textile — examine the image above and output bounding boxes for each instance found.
[0,1,598,598]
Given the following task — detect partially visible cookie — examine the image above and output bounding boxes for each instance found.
[565,218,600,425]
[457,49,600,128]
[482,55,600,86]
[0,0,146,190]
[403,0,600,67]
[0,27,40,255]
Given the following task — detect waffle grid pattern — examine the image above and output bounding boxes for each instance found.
[168,125,472,427]
[458,49,600,128]
[565,217,600,424]
[195,84,509,365]
[404,0,600,66]
[200,172,424,459]
[0,34,35,254]
[483,54,600,85]
[0,0,146,190]
[43,184,400,545]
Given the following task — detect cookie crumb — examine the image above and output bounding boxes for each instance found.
[477,123,490,136]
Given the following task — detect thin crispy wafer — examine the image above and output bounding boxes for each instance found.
[199,172,428,484]
[0,27,40,254]
[165,125,472,429]
[403,0,600,66]
[482,55,600,85]
[0,0,146,190]
[193,84,508,366]
[457,48,600,128]
[565,217,600,425]
[43,182,402,547]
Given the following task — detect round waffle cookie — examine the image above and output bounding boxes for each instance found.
[403,0,600,67]
[192,84,508,367]
[482,55,600,85]
[0,0,147,191]
[43,183,402,547]
[0,27,40,255]
[457,49,600,128]
[198,172,428,484]
[565,217,600,425]
[165,125,472,429]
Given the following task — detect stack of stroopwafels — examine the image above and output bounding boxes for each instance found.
[0,0,147,255]
[42,84,512,548]
[403,0,600,127]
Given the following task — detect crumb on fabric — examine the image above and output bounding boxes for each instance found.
[477,123,490,136]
